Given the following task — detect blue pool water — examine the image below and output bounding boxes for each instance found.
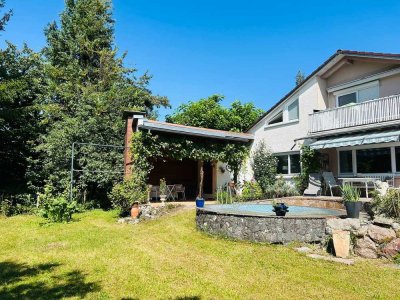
[205,203,344,217]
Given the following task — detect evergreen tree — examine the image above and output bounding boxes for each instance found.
[295,70,305,86]
[32,0,168,205]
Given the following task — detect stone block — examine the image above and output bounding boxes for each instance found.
[367,224,396,244]
[354,236,378,259]
[380,238,400,258]
[332,230,350,258]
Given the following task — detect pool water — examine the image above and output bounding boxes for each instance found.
[206,203,344,217]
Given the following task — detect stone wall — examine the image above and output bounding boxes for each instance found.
[196,209,327,243]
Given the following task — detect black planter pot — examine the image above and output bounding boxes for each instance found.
[273,203,289,217]
[274,210,287,216]
[344,201,362,218]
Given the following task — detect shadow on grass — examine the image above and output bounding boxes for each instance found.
[0,261,100,299]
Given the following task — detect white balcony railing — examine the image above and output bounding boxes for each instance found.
[309,94,400,134]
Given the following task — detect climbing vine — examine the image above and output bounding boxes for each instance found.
[130,130,250,184]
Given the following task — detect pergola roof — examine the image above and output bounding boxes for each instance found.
[138,118,254,142]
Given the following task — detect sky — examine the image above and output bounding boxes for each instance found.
[1,0,400,120]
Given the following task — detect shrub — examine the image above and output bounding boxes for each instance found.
[109,177,148,215]
[294,145,321,193]
[39,196,78,223]
[216,189,236,204]
[251,141,277,192]
[264,176,299,199]
[372,188,400,219]
[240,181,263,201]
[0,193,36,216]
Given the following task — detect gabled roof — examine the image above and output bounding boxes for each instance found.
[246,50,400,132]
[138,119,254,142]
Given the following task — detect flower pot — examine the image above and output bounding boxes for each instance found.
[274,210,287,216]
[160,195,166,206]
[196,198,205,208]
[272,203,289,217]
[130,202,140,218]
[344,201,362,218]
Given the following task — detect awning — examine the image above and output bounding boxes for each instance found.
[309,129,400,149]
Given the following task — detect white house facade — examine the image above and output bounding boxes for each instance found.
[242,50,400,187]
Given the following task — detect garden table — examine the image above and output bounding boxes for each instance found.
[338,177,379,198]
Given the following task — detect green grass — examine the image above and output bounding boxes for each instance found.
[1,209,400,299]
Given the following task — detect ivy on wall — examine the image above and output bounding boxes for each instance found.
[130,130,250,184]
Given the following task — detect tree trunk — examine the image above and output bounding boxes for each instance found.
[198,160,204,199]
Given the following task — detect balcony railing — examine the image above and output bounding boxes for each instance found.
[309,94,400,134]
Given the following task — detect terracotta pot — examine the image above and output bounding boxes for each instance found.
[130,202,140,218]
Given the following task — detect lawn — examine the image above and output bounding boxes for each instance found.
[0,209,399,299]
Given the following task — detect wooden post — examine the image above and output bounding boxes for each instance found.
[198,160,204,199]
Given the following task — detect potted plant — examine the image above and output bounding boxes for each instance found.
[196,163,205,208]
[272,200,289,216]
[341,184,362,218]
[159,178,167,206]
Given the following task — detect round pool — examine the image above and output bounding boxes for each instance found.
[204,203,344,217]
[196,203,345,244]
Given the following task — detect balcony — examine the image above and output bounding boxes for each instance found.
[309,94,400,134]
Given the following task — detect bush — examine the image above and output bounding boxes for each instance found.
[216,189,237,204]
[0,193,36,216]
[372,188,400,219]
[264,176,299,199]
[39,196,78,223]
[294,145,321,193]
[109,177,148,215]
[37,184,78,223]
[240,181,263,201]
[251,141,277,192]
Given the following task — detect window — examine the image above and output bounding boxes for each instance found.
[288,99,299,121]
[336,82,379,107]
[277,155,289,174]
[290,154,301,173]
[396,147,400,172]
[268,112,283,125]
[356,148,392,173]
[276,153,301,174]
[338,92,357,107]
[339,151,353,174]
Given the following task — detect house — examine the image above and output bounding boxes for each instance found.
[244,50,400,187]
[124,50,400,198]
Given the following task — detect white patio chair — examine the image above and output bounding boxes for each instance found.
[303,173,322,196]
[174,184,186,200]
[322,171,340,197]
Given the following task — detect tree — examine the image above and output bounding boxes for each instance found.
[0,43,44,192]
[166,94,263,132]
[250,141,278,192]
[295,70,305,86]
[0,0,12,31]
[31,0,168,205]
[165,94,263,183]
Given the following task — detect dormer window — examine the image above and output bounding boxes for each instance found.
[268,112,283,125]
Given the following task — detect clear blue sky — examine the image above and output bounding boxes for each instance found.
[2,0,400,119]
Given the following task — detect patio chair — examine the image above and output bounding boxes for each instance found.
[303,173,322,196]
[150,186,159,200]
[322,171,340,197]
[174,184,186,200]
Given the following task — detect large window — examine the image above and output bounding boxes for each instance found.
[336,82,379,107]
[356,148,392,173]
[396,147,400,172]
[339,150,353,174]
[276,153,301,174]
[288,99,299,121]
